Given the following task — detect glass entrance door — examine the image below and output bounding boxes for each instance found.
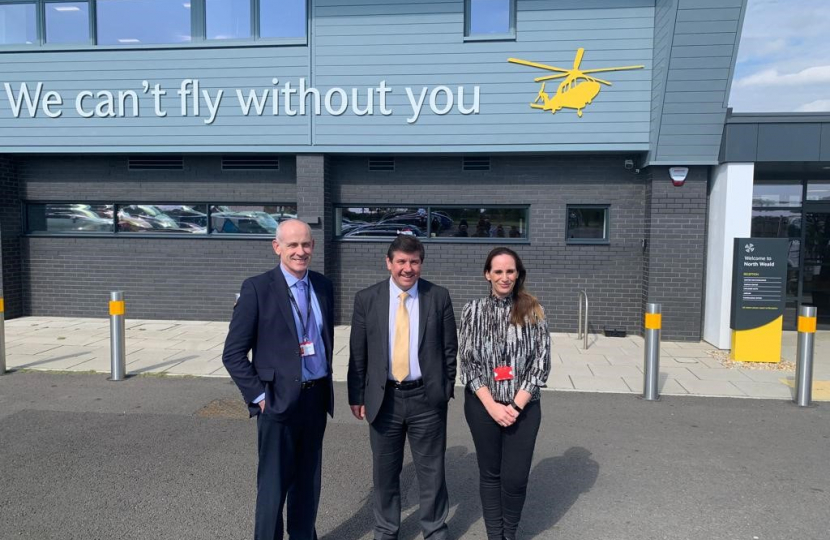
[802,207,830,328]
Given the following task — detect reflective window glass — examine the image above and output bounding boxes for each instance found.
[751,210,801,239]
[432,208,527,239]
[206,0,251,40]
[118,204,206,233]
[752,182,802,207]
[27,203,114,233]
[97,0,191,45]
[45,2,90,44]
[337,207,425,238]
[468,0,511,36]
[210,205,294,235]
[806,180,830,202]
[567,206,608,242]
[0,4,37,45]
[260,0,306,39]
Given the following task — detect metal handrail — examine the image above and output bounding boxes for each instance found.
[577,289,589,350]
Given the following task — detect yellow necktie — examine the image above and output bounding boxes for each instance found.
[392,291,410,382]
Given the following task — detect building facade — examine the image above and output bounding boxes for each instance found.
[0,0,749,341]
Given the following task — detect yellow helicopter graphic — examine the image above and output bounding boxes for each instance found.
[508,48,644,117]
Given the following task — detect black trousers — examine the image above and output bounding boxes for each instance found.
[369,385,449,540]
[255,381,328,540]
[464,389,541,540]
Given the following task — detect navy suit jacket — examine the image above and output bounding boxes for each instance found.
[223,267,335,419]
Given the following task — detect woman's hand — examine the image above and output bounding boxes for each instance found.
[487,402,518,427]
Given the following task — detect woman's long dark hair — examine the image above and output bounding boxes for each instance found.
[484,247,544,326]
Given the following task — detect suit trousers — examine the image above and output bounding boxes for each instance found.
[464,390,541,540]
[255,381,328,540]
[369,385,449,540]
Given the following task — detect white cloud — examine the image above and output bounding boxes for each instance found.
[733,65,830,88]
[796,99,830,112]
[729,0,830,112]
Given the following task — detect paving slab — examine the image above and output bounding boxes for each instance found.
[686,367,753,382]
[126,356,185,375]
[588,365,642,379]
[731,381,794,400]
[675,379,746,397]
[558,353,611,365]
[569,375,631,393]
[622,377,690,395]
[548,371,574,390]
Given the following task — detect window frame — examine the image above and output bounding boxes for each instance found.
[463,0,516,42]
[23,201,297,239]
[334,204,531,243]
[565,204,610,245]
[0,0,307,50]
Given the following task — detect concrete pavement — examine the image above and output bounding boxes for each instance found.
[2,316,829,400]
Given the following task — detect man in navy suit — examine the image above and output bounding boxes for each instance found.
[223,219,334,540]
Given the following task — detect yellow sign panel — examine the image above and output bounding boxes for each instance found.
[508,48,644,118]
[109,300,125,316]
[644,313,662,330]
[730,315,783,363]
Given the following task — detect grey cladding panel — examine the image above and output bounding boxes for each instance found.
[721,123,758,162]
[312,0,654,151]
[649,0,746,165]
[756,123,822,162]
[822,125,830,161]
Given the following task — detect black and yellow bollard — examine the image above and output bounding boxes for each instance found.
[643,303,662,401]
[109,291,126,381]
[0,297,6,376]
[795,306,817,407]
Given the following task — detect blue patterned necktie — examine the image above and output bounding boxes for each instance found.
[295,280,323,375]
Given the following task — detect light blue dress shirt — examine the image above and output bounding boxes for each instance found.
[388,278,422,381]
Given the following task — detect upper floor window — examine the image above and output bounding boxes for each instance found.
[0,0,306,47]
[465,0,515,40]
[45,2,91,45]
[0,3,37,45]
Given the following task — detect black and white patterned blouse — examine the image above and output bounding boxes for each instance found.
[459,295,551,403]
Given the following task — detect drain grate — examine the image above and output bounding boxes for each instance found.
[195,398,249,419]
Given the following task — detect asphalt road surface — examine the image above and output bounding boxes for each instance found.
[0,372,827,540]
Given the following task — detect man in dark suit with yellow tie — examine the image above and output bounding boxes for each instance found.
[223,219,334,540]
[348,235,458,540]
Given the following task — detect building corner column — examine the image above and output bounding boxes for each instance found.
[0,155,23,318]
[702,162,754,349]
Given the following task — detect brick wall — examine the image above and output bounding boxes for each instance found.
[330,155,651,335]
[0,155,23,318]
[642,166,708,341]
[19,154,297,320]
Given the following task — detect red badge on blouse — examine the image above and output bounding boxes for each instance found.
[493,366,514,381]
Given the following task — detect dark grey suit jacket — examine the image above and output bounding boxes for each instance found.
[347,278,458,424]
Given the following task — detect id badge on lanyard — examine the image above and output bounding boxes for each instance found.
[493,328,513,381]
[289,283,315,357]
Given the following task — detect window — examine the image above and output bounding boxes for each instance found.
[1,0,306,47]
[0,3,36,45]
[465,0,515,39]
[97,0,191,45]
[27,203,114,233]
[336,206,529,241]
[25,202,296,236]
[752,181,802,207]
[807,180,830,202]
[206,0,251,40]
[567,205,608,244]
[45,2,90,44]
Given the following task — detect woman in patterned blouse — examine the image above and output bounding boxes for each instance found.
[459,247,551,540]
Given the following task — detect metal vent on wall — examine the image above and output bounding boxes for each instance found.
[127,156,184,171]
[368,157,395,171]
[222,156,280,171]
[463,156,490,171]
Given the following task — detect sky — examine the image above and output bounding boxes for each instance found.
[728,0,830,112]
